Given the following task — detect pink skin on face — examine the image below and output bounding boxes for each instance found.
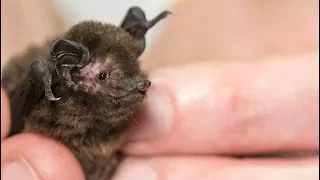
[78,60,105,92]
[77,58,120,93]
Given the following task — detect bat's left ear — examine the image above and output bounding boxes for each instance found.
[50,39,90,66]
[120,6,171,57]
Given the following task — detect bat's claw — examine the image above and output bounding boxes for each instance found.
[44,85,61,101]
[45,92,61,101]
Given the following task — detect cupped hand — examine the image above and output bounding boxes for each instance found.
[112,54,319,179]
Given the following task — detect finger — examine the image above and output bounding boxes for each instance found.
[124,53,319,155]
[1,133,85,180]
[113,155,319,180]
[1,88,11,139]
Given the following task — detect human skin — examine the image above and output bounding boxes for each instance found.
[1,0,319,179]
[2,56,319,180]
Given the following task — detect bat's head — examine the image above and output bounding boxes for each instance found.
[51,21,151,113]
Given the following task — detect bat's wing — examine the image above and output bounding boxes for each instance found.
[120,6,171,56]
[1,50,49,136]
[2,38,93,136]
[4,70,44,136]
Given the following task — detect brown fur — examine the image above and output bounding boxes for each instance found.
[2,20,149,180]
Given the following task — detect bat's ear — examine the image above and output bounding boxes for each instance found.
[50,39,90,63]
[120,6,171,56]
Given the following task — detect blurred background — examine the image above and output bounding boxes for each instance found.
[1,0,318,70]
[1,0,174,67]
[53,0,172,52]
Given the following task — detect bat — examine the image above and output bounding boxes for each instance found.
[1,6,171,180]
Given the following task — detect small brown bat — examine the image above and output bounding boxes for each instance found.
[1,6,170,180]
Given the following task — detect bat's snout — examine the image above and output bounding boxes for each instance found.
[137,80,151,93]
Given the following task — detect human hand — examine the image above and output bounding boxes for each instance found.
[1,0,318,179]
[1,54,318,180]
[111,1,318,177]
[1,89,85,180]
[112,54,319,179]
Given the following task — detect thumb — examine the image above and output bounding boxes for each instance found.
[1,89,85,180]
[1,134,86,180]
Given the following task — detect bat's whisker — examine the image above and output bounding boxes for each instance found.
[127,115,141,128]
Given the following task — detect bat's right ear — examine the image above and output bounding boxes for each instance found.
[50,39,90,65]
[120,6,171,56]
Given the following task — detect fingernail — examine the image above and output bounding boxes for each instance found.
[112,162,157,180]
[2,158,39,180]
[126,88,173,141]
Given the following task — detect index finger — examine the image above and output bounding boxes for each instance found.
[124,53,319,155]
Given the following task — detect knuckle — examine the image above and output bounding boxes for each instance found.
[216,84,260,150]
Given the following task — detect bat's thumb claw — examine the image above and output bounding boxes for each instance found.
[48,96,61,101]
[46,93,61,101]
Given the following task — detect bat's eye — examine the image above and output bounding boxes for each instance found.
[99,72,108,80]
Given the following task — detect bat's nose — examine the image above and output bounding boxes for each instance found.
[144,80,151,88]
[137,80,151,92]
